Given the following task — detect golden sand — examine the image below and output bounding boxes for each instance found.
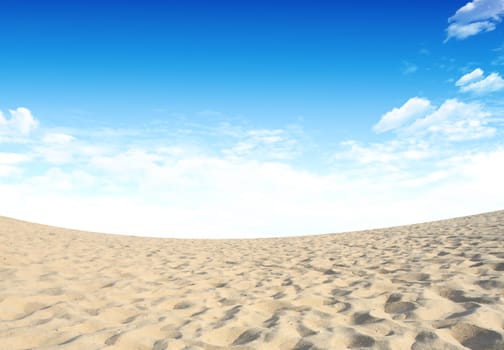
[1,211,503,349]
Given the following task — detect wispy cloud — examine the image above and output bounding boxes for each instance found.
[223,128,300,160]
[0,152,32,164]
[373,97,433,133]
[402,61,418,74]
[456,68,504,94]
[336,139,433,165]
[375,97,496,141]
[406,99,495,140]
[455,68,484,86]
[1,103,503,238]
[0,151,32,178]
[42,133,75,144]
[446,0,504,41]
[492,55,504,65]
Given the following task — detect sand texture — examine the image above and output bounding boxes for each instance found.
[1,211,504,350]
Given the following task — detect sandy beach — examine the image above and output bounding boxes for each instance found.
[1,211,503,349]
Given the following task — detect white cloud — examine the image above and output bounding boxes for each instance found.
[455,68,484,86]
[446,21,496,41]
[90,149,163,179]
[451,0,504,23]
[446,0,504,41]
[373,97,433,133]
[222,128,299,160]
[336,140,432,164]
[35,146,75,164]
[2,146,504,238]
[376,97,495,141]
[407,99,495,140]
[0,152,30,177]
[29,167,97,191]
[459,72,504,94]
[0,105,503,238]
[35,137,111,165]
[0,152,31,164]
[0,165,22,177]
[42,133,75,144]
[0,107,39,135]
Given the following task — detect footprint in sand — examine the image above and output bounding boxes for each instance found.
[173,301,192,310]
[152,339,168,350]
[292,339,319,350]
[263,314,280,328]
[324,298,351,313]
[191,307,209,317]
[349,333,375,348]
[492,262,504,271]
[400,272,430,282]
[123,314,142,324]
[438,288,496,304]
[351,311,382,325]
[477,279,504,290]
[104,333,122,346]
[231,328,262,345]
[331,288,351,297]
[450,323,504,350]
[272,291,286,299]
[446,302,480,319]
[384,293,416,314]
[297,323,317,337]
[59,335,82,346]
[213,305,242,328]
[411,331,461,350]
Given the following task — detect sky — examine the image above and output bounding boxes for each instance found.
[1,0,504,238]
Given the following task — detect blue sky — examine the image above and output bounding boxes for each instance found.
[1,0,504,237]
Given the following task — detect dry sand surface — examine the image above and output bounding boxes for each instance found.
[1,211,504,350]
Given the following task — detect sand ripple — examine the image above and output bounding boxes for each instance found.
[1,211,504,349]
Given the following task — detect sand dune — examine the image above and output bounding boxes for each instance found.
[1,211,503,350]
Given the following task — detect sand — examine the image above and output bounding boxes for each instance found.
[1,211,503,350]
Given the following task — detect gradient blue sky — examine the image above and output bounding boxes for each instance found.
[1,0,504,237]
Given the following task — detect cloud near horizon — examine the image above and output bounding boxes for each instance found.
[0,102,503,238]
[446,0,504,41]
